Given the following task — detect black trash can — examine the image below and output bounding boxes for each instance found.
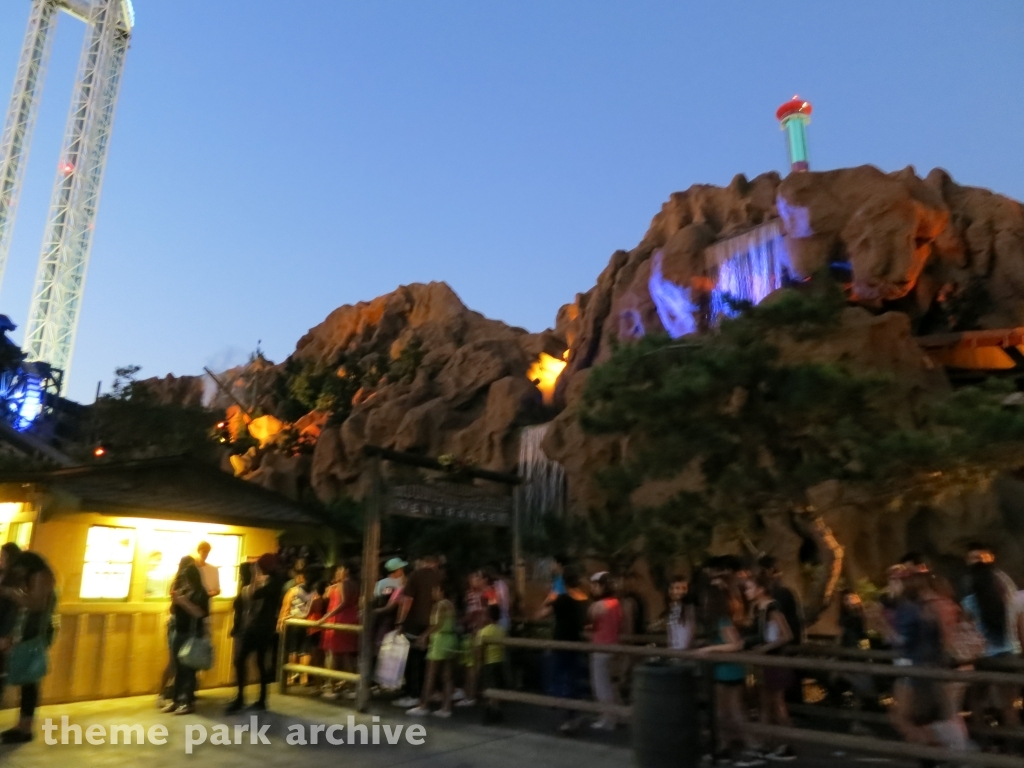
[632,662,699,768]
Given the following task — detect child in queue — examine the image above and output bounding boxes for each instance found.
[407,580,458,717]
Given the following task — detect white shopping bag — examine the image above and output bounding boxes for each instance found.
[375,630,410,690]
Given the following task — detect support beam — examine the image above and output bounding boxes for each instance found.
[25,0,128,383]
[0,0,57,289]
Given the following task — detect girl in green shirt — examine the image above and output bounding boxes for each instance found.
[406,581,457,717]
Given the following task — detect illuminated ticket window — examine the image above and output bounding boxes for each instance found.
[80,526,137,599]
[144,529,198,599]
[206,533,242,599]
[143,530,243,599]
[6,522,32,548]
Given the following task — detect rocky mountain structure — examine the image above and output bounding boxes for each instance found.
[135,164,1024,588]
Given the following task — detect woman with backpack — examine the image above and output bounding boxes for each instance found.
[0,551,57,743]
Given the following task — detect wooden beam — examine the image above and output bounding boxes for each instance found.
[363,445,520,485]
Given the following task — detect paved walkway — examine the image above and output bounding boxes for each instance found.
[0,688,633,768]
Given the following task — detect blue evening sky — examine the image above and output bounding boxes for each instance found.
[1,1,1022,401]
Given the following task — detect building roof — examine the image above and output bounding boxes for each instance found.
[0,456,324,528]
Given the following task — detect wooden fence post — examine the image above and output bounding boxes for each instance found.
[357,456,382,711]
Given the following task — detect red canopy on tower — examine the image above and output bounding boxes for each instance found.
[776,97,812,121]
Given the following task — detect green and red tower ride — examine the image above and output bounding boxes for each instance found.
[776,96,812,172]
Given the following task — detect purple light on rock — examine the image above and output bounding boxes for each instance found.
[648,250,698,339]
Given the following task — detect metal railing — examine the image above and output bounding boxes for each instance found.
[478,635,1024,768]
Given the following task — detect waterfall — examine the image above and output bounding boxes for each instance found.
[706,220,795,320]
[514,423,566,536]
[648,219,798,339]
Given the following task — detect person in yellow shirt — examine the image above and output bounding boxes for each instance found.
[475,604,506,722]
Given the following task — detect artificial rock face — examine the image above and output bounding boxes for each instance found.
[133,165,1024,587]
[557,165,1024,405]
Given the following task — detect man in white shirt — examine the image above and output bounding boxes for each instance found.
[196,541,221,598]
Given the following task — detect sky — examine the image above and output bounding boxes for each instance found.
[0,1,1022,402]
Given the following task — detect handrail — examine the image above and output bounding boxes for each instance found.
[481,636,1024,686]
[277,618,364,697]
[281,618,361,632]
[477,636,1024,768]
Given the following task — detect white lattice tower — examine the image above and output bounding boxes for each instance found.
[0,0,133,389]
[0,0,58,286]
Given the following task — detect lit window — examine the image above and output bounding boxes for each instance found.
[205,533,242,598]
[8,522,32,549]
[144,530,197,599]
[143,530,243,599]
[80,526,136,599]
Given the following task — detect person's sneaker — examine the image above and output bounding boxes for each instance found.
[173,704,195,716]
[341,688,357,700]
[393,696,419,708]
[590,718,612,731]
[321,689,339,700]
[432,709,452,718]
[224,698,245,714]
[160,701,179,714]
[452,688,466,702]
[406,705,431,716]
[156,696,169,709]
[766,746,796,762]
[455,698,476,708]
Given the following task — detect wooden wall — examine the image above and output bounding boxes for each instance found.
[2,510,280,706]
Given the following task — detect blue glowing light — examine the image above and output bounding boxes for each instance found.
[709,227,795,319]
[0,366,50,432]
[648,251,698,339]
[15,377,44,431]
[647,221,800,339]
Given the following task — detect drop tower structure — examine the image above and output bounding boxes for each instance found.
[0,0,134,389]
[776,96,812,173]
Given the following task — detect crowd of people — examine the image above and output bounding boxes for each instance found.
[1,533,1022,760]
[145,539,1024,763]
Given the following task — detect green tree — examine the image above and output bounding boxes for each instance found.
[84,365,219,462]
[578,278,1024,604]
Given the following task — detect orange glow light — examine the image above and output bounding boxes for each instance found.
[527,352,567,405]
[94,447,106,457]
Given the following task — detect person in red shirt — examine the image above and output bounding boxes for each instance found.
[588,571,623,730]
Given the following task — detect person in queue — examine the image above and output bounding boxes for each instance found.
[744,572,796,761]
[587,571,623,731]
[156,555,195,709]
[394,554,443,709]
[163,562,209,715]
[962,559,1022,731]
[227,553,284,712]
[0,551,56,743]
[537,564,590,734]
[0,542,22,702]
[696,579,763,767]
[195,541,221,598]
[318,560,360,700]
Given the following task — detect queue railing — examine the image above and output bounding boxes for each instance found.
[276,618,363,694]
[478,635,1024,768]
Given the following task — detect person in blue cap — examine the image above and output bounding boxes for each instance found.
[376,557,408,602]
